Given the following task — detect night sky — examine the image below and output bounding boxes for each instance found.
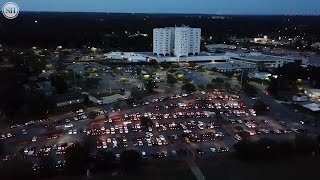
[6,0,320,15]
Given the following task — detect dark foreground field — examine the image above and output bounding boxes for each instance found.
[46,155,320,180]
[197,155,320,180]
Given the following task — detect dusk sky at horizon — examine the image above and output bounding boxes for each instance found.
[5,0,320,15]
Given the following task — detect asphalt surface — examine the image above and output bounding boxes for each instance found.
[0,68,316,166]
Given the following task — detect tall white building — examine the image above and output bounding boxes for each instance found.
[153,27,175,56]
[153,27,201,57]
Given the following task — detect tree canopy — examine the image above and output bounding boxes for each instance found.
[94,150,115,171]
[182,83,196,93]
[65,143,90,174]
[120,150,141,170]
[141,116,154,128]
[167,74,178,85]
[253,100,270,115]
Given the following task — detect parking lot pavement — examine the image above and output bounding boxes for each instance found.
[178,68,209,86]
[1,90,313,165]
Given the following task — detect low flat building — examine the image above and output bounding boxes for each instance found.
[249,72,272,80]
[305,89,320,99]
[228,52,296,68]
[302,103,320,112]
[292,95,309,102]
[54,92,85,107]
[206,44,237,52]
[103,51,299,69]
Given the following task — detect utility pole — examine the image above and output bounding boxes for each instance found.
[240,69,244,85]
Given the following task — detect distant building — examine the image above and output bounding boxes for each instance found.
[54,92,85,107]
[250,72,272,80]
[292,95,309,102]
[103,52,149,62]
[253,36,269,44]
[228,52,296,68]
[305,89,320,99]
[153,27,201,57]
[205,44,237,52]
[311,42,320,49]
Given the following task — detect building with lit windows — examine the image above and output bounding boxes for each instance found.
[153,27,201,57]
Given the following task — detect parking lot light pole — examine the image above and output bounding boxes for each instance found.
[73,70,77,88]
[240,69,244,85]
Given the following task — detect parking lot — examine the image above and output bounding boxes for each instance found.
[0,89,301,168]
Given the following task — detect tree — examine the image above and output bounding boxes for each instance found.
[182,77,192,84]
[65,143,90,174]
[85,78,101,89]
[210,67,218,72]
[149,59,158,65]
[242,83,257,96]
[234,126,244,132]
[94,150,115,171]
[277,141,295,156]
[0,142,3,158]
[206,84,214,89]
[0,69,26,119]
[130,88,143,100]
[224,82,231,89]
[237,72,250,84]
[125,98,135,105]
[274,62,304,81]
[144,79,156,93]
[168,69,177,73]
[182,83,196,93]
[120,150,141,170]
[22,92,55,118]
[83,95,90,105]
[51,75,68,94]
[253,100,269,115]
[167,74,177,85]
[257,62,268,72]
[294,135,318,155]
[136,67,142,75]
[88,111,97,119]
[160,61,170,69]
[212,78,224,84]
[198,84,205,90]
[114,103,120,110]
[237,131,251,140]
[223,71,235,78]
[38,156,55,177]
[0,159,33,179]
[140,116,153,128]
[188,62,197,68]
[234,138,281,160]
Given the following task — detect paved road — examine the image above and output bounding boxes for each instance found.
[248,82,319,135]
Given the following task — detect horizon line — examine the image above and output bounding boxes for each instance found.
[18,11,320,16]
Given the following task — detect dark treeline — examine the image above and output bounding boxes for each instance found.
[1,13,320,50]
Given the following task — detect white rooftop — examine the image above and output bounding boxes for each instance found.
[302,103,320,112]
[307,89,320,94]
